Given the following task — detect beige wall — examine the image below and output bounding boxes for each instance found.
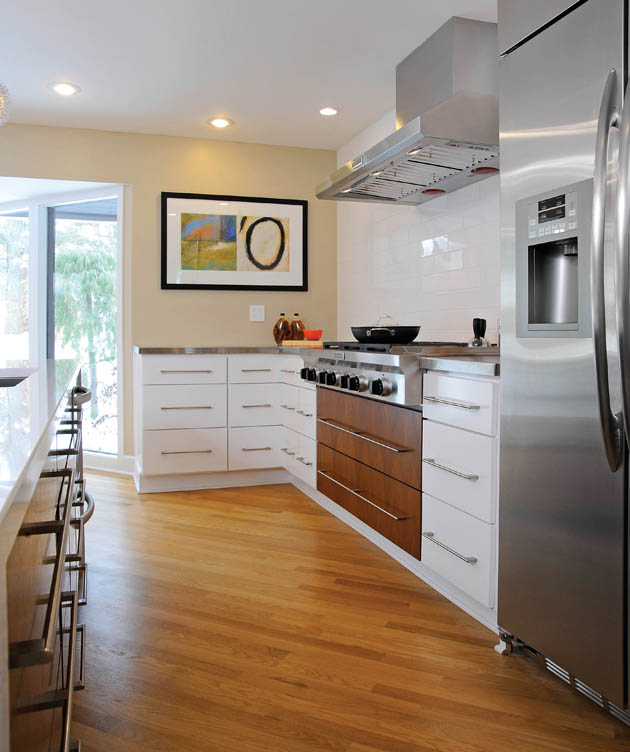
[0,124,338,454]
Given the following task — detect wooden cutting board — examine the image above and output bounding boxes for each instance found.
[281,340,323,348]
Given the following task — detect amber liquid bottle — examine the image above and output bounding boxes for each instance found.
[273,313,290,345]
[290,313,305,341]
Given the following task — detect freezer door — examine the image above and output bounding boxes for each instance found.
[498,0,587,54]
[498,0,627,705]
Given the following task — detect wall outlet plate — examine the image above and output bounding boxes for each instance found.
[249,305,265,322]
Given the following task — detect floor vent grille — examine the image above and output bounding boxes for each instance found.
[574,678,604,707]
[544,658,570,684]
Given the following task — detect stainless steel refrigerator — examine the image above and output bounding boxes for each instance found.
[498,0,629,716]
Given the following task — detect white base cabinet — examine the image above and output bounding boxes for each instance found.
[134,352,316,486]
[421,371,500,614]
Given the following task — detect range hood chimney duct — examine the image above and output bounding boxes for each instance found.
[316,17,499,205]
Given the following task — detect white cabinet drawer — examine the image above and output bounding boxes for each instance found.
[280,385,300,432]
[229,355,279,383]
[142,428,227,475]
[228,383,281,426]
[296,387,316,439]
[421,494,495,608]
[422,421,497,523]
[143,384,227,429]
[278,356,303,386]
[228,426,282,470]
[423,372,498,436]
[295,433,316,487]
[142,355,227,384]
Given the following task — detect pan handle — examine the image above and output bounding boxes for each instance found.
[366,327,396,337]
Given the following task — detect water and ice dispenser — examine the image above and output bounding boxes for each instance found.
[515,179,592,337]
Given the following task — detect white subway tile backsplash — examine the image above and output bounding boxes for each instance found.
[337,120,500,343]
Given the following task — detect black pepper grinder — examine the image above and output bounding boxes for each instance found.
[469,318,488,347]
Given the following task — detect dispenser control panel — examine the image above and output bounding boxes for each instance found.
[527,190,578,240]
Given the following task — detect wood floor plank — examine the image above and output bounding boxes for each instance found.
[72,473,630,751]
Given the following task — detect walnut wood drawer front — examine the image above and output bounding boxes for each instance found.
[317,388,421,489]
[422,420,498,523]
[143,384,227,429]
[142,428,228,474]
[421,494,495,608]
[142,355,227,384]
[317,444,421,559]
[423,372,498,436]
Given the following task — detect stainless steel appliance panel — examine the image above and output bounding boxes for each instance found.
[498,0,583,54]
[498,0,626,704]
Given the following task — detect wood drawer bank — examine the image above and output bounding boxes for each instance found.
[316,387,422,490]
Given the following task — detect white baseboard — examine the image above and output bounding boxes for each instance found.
[291,478,499,633]
[84,453,135,475]
[134,466,291,494]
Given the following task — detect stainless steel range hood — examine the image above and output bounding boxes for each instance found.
[316,17,499,205]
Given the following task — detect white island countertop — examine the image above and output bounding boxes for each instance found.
[0,359,80,535]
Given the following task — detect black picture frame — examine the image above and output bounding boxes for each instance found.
[161,191,308,291]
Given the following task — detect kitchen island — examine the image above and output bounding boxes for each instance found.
[0,359,81,752]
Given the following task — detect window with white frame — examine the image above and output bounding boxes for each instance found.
[0,182,124,463]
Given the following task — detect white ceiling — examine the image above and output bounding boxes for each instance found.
[1,0,497,151]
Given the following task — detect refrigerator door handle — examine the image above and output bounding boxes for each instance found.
[616,78,630,446]
[591,68,623,471]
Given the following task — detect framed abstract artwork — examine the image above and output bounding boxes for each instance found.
[161,192,308,290]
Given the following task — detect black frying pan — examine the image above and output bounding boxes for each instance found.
[351,325,421,344]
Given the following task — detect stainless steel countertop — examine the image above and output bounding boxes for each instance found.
[133,346,500,376]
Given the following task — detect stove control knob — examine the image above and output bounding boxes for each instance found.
[325,371,338,386]
[339,373,350,389]
[317,370,329,385]
[348,375,368,392]
[370,378,393,396]
[300,367,309,380]
[306,368,317,382]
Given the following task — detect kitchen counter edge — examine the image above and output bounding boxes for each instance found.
[134,346,500,376]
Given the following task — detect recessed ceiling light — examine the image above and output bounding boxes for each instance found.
[341,187,353,193]
[408,147,422,156]
[209,117,233,128]
[371,170,384,177]
[49,81,81,96]
[319,106,338,117]
[220,202,229,206]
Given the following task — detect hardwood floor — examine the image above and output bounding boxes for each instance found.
[73,473,630,752]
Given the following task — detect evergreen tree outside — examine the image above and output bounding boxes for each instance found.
[54,218,118,453]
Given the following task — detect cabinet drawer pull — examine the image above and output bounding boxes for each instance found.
[317,470,407,520]
[424,395,480,411]
[280,447,296,455]
[317,418,410,453]
[160,405,213,410]
[242,403,272,408]
[296,456,313,466]
[10,468,74,668]
[280,369,297,374]
[241,368,272,373]
[160,369,214,374]
[242,446,272,452]
[297,410,314,417]
[423,458,479,481]
[161,449,213,455]
[280,404,296,410]
[422,531,478,564]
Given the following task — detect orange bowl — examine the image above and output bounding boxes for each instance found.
[304,329,323,341]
